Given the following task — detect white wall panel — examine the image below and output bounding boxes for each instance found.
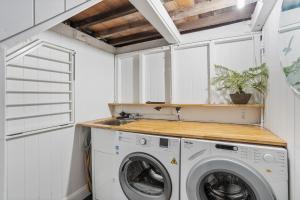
[173,45,209,104]
[24,136,39,200]
[295,96,300,199]
[38,133,52,199]
[7,139,25,200]
[6,127,75,200]
[263,1,300,199]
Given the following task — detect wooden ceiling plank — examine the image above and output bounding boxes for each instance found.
[97,0,256,41]
[172,0,257,21]
[72,4,137,29]
[178,4,255,32]
[96,21,151,38]
[108,32,161,46]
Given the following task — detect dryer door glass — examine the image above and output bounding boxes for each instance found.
[199,172,256,200]
[186,159,275,200]
[119,153,172,200]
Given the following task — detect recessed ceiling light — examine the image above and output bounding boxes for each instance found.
[237,0,246,9]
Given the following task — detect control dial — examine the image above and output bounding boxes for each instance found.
[139,138,147,145]
[263,154,274,162]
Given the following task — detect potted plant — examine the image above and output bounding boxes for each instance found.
[212,63,269,104]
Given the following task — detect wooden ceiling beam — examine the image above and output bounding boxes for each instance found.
[172,0,257,21]
[95,21,151,39]
[178,3,255,32]
[96,0,257,40]
[108,32,162,46]
[175,0,195,8]
[72,4,137,29]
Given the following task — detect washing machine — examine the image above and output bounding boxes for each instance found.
[181,138,288,200]
[113,131,180,200]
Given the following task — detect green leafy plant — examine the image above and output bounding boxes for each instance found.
[212,63,269,95]
[283,57,300,91]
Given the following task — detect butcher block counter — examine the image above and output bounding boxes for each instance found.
[78,118,287,147]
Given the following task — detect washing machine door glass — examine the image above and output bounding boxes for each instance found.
[186,158,275,200]
[200,172,256,200]
[119,153,172,200]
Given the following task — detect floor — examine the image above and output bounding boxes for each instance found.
[84,195,92,200]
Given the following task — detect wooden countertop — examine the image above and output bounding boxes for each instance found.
[78,118,287,147]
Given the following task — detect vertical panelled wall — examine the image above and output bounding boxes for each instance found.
[115,34,262,104]
[263,0,300,199]
[0,46,7,200]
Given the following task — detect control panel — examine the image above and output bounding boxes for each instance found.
[136,136,170,148]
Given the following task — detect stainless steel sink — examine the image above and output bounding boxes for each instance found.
[96,119,135,126]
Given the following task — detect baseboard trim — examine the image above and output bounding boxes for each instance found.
[63,185,91,200]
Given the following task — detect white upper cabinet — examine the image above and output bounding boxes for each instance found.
[144,51,168,103]
[214,38,257,72]
[173,45,209,104]
[117,55,140,103]
[35,0,65,24]
[66,0,88,10]
[0,0,34,41]
[114,34,260,105]
[211,36,261,103]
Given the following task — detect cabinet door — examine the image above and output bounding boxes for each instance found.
[118,55,140,103]
[93,151,116,200]
[35,0,65,24]
[0,0,34,41]
[144,51,167,103]
[212,37,259,103]
[173,45,209,104]
[66,0,88,10]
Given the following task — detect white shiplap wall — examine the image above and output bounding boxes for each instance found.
[263,1,300,199]
[3,30,115,200]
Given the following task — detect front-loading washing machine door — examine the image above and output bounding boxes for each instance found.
[186,158,275,200]
[119,152,172,200]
